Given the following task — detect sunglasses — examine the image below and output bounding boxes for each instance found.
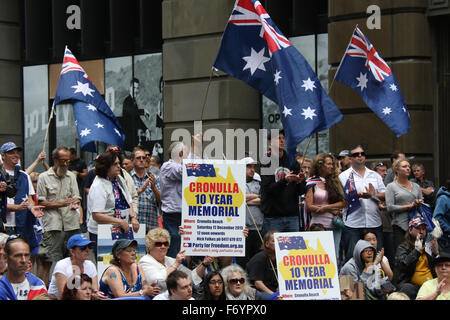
[78,244,94,251]
[6,234,27,242]
[154,241,169,247]
[57,159,71,164]
[229,278,245,284]
[351,152,365,158]
[375,162,385,168]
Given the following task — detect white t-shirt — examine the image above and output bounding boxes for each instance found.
[5,169,35,227]
[47,257,97,299]
[11,278,31,300]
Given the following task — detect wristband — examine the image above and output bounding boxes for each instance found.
[201,262,209,268]
[139,289,144,296]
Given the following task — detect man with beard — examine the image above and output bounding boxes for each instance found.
[36,146,81,286]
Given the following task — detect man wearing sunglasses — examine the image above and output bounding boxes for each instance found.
[339,145,386,263]
[36,146,82,286]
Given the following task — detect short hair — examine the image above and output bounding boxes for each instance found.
[150,155,162,166]
[261,230,278,254]
[130,78,140,86]
[145,228,171,252]
[411,163,425,171]
[132,147,145,159]
[95,150,118,178]
[69,148,77,155]
[168,142,185,159]
[52,146,70,160]
[61,274,92,300]
[350,144,364,153]
[390,150,404,163]
[166,270,189,296]
[0,233,9,246]
[5,236,30,257]
[267,129,285,141]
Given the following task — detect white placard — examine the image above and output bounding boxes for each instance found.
[181,159,246,257]
[275,231,341,300]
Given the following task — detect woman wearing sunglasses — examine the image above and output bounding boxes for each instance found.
[47,234,106,300]
[139,228,211,295]
[221,264,258,300]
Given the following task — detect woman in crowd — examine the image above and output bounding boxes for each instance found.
[221,264,259,300]
[61,274,94,300]
[47,234,106,300]
[305,153,347,259]
[416,253,450,300]
[361,230,394,281]
[385,159,423,250]
[87,151,139,246]
[139,228,212,294]
[99,239,157,298]
[197,270,226,300]
[246,230,278,295]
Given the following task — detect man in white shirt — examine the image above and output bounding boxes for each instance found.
[339,145,386,263]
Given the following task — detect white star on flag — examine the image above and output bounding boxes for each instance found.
[389,83,398,91]
[356,72,368,91]
[282,106,292,117]
[402,106,407,113]
[86,104,97,111]
[72,81,94,97]
[382,107,392,115]
[274,70,282,85]
[242,47,270,76]
[301,78,316,92]
[301,107,317,120]
[80,128,91,137]
[114,128,121,137]
[95,122,104,128]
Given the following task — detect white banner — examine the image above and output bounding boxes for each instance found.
[181,159,246,257]
[275,231,340,300]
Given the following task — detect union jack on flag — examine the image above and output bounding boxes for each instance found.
[60,47,90,80]
[214,0,343,164]
[335,26,410,137]
[346,27,391,82]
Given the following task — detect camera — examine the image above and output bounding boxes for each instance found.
[0,165,18,199]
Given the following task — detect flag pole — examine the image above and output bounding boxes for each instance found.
[42,100,56,153]
[200,67,214,121]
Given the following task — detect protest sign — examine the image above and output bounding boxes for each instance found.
[181,159,246,257]
[275,231,340,300]
[97,224,146,280]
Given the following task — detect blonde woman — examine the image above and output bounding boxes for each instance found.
[138,228,212,293]
[385,159,423,250]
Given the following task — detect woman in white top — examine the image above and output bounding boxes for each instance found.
[139,228,212,293]
[47,234,107,300]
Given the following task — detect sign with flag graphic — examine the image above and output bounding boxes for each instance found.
[275,231,340,300]
[53,46,125,152]
[213,0,343,162]
[186,163,217,177]
[334,26,410,137]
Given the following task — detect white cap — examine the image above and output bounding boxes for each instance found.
[242,157,257,165]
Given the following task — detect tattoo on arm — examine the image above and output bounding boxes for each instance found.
[109,272,118,280]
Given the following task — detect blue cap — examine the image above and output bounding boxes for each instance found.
[0,142,22,154]
[67,234,95,250]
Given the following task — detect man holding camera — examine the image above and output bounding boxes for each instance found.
[0,142,43,252]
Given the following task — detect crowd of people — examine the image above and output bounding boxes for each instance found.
[0,133,449,301]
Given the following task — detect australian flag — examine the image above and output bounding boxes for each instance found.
[343,172,361,217]
[334,26,410,137]
[213,0,343,163]
[277,236,307,250]
[186,163,216,177]
[53,46,125,152]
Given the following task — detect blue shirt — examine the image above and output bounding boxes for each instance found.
[159,159,183,213]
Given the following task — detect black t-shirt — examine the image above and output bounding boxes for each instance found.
[246,251,278,292]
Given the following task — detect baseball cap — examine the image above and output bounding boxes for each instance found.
[112,239,138,256]
[0,142,22,154]
[409,215,427,228]
[67,234,95,250]
[338,150,350,158]
[242,157,257,165]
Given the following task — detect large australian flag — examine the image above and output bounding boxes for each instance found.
[334,26,410,137]
[53,46,125,152]
[213,0,343,163]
